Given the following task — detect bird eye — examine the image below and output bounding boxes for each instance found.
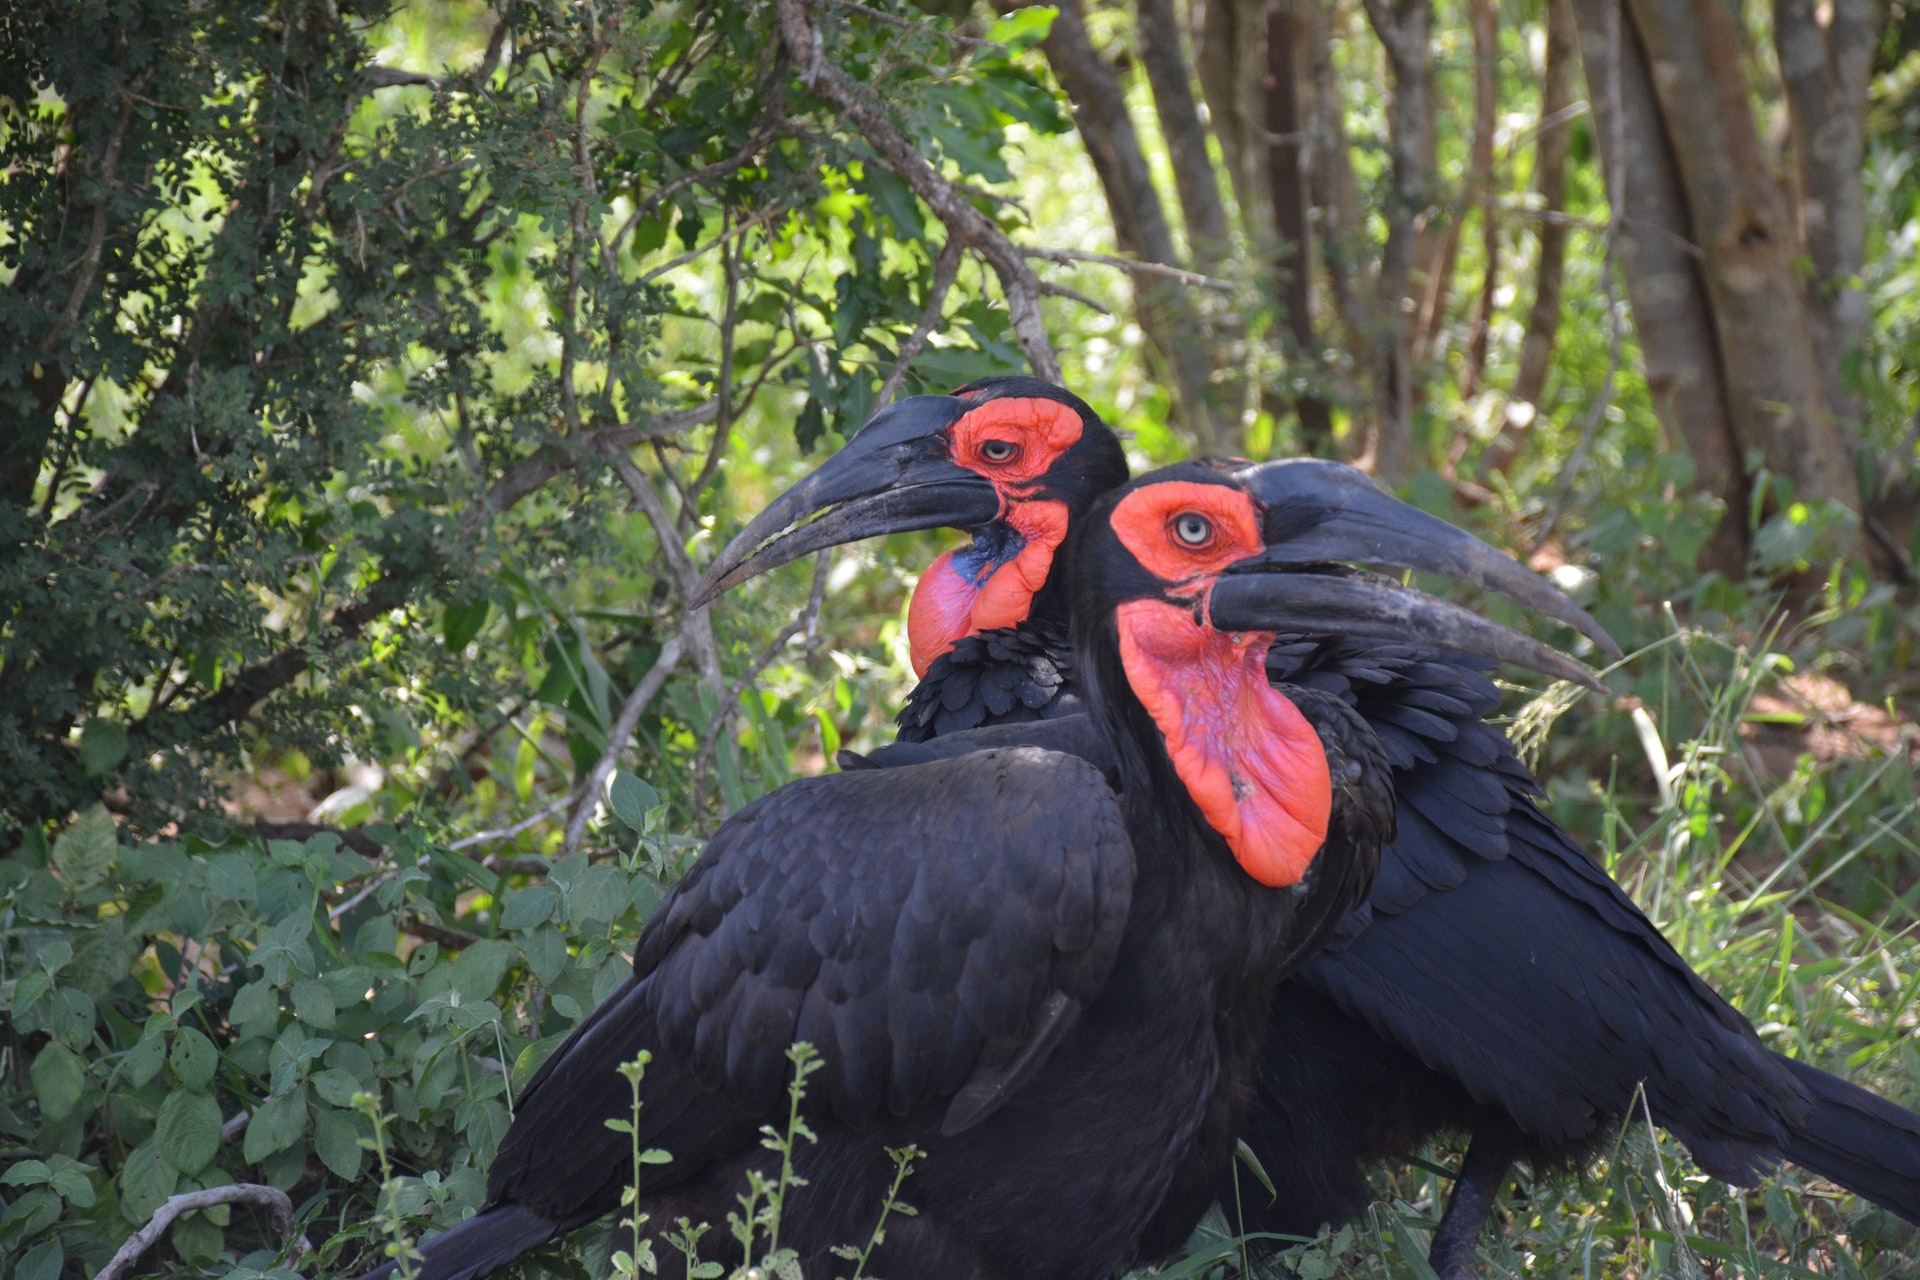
[1172,512,1214,547]
[979,440,1018,463]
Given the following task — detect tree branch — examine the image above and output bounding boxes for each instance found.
[877,236,966,405]
[772,0,1060,381]
[94,1184,308,1280]
[562,633,687,856]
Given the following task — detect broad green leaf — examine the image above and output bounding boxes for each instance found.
[566,862,626,926]
[230,979,281,1032]
[156,1089,223,1173]
[243,1086,309,1162]
[524,923,569,985]
[989,5,1057,49]
[52,805,118,894]
[171,1027,219,1091]
[313,1106,365,1181]
[293,978,337,1029]
[16,1239,63,1280]
[46,1158,97,1207]
[119,1030,169,1087]
[2,1159,49,1187]
[30,1042,86,1121]
[443,597,491,651]
[608,770,660,832]
[80,718,129,777]
[118,1141,178,1220]
[501,883,559,932]
[310,1066,367,1108]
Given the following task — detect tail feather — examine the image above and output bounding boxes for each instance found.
[348,1202,580,1280]
[1778,1053,1920,1224]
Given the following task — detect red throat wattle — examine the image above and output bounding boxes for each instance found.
[1115,597,1331,886]
[906,499,1069,677]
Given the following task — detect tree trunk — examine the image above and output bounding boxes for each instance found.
[1514,0,1578,410]
[1030,0,1234,453]
[1137,0,1232,271]
[1267,0,1336,450]
[1774,0,1875,519]
[1485,0,1577,470]
[1304,0,1382,464]
[1625,0,1867,551]
[1571,0,1750,575]
[1455,0,1501,396]
[1360,0,1436,483]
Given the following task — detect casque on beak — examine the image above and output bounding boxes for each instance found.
[1206,459,1620,690]
[694,396,1000,607]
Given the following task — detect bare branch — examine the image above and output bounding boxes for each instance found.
[691,551,834,820]
[603,446,724,696]
[1022,246,1236,293]
[636,202,790,287]
[877,237,966,405]
[820,0,1006,50]
[562,633,687,856]
[44,93,135,356]
[448,795,572,852]
[484,403,720,513]
[95,1184,308,1280]
[772,0,1060,381]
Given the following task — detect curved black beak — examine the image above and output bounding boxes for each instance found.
[1230,459,1618,654]
[1210,567,1607,690]
[693,396,1002,606]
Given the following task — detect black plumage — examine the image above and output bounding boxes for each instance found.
[350,464,1417,1280]
[878,615,1920,1277]
[697,377,1920,1278]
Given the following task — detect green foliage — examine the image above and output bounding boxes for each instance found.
[3,0,1918,1277]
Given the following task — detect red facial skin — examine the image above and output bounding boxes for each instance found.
[1108,483,1332,888]
[904,397,1085,676]
[908,500,1069,678]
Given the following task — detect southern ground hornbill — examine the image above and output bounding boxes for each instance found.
[351,462,1601,1280]
[700,375,1920,1277]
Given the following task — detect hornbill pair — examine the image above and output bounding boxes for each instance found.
[350,400,1610,1278]
[699,377,1920,1276]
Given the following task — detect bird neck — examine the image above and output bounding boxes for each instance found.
[1081,601,1333,889]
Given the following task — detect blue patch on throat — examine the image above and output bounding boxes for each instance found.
[951,524,1027,586]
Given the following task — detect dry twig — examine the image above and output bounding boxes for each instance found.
[770,0,1061,380]
[94,1184,309,1280]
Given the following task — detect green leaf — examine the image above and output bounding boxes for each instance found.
[313,1106,365,1181]
[292,978,337,1029]
[607,770,659,832]
[2,1159,49,1187]
[47,1159,96,1207]
[988,4,1057,49]
[80,718,129,776]
[30,1041,87,1122]
[443,596,492,651]
[170,1027,219,1091]
[15,1239,63,1280]
[52,804,118,894]
[120,1030,169,1087]
[310,1066,366,1108]
[524,923,569,986]
[230,979,281,1032]
[156,1089,223,1174]
[565,863,626,926]
[244,1087,309,1163]
[118,1141,179,1220]
[500,883,559,932]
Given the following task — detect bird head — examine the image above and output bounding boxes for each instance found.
[1070,458,1616,888]
[694,377,1127,675]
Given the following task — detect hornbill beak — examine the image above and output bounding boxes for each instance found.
[1209,459,1621,690]
[693,396,1000,607]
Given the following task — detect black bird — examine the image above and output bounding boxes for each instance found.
[700,376,1920,1277]
[352,459,1600,1280]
